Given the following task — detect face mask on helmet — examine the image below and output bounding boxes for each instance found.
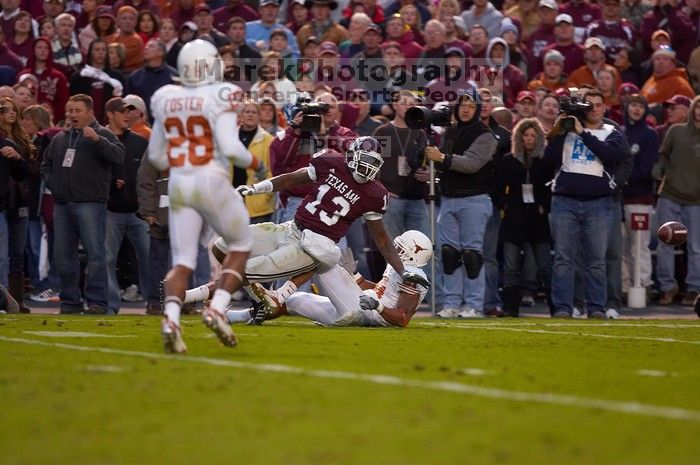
[347,136,383,183]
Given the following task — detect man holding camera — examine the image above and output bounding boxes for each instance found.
[424,88,497,318]
[543,90,627,318]
[270,92,357,222]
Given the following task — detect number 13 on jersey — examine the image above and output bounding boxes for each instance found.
[164,116,214,167]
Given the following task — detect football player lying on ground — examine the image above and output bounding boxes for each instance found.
[176,136,430,310]
[225,231,433,327]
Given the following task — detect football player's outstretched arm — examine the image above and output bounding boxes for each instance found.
[366,219,406,275]
[237,167,314,196]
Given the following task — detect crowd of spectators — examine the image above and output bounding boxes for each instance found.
[0,0,698,317]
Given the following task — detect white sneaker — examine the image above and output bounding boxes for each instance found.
[572,307,585,319]
[458,307,485,319]
[436,307,461,318]
[121,284,144,302]
[521,295,535,307]
[605,308,620,320]
[161,318,187,354]
[29,288,59,302]
[202,308,238,347]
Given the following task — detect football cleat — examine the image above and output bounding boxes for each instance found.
[250,283,283,320]
[248,300,266,325]
[161,318,187,354]
[202,307,238,347]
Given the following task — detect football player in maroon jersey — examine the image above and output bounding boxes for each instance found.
[178,136,430,314]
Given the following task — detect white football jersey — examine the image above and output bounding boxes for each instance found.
[374,265,428,310]
[149,82,251,175]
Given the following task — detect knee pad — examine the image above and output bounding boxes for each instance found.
[462,249,483,279]
[441,245,462,275]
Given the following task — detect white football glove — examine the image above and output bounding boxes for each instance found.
[236,185,256,196]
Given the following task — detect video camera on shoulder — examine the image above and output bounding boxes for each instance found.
[405,103,453,130]
[293,92,331,133]
[558,88,593,133]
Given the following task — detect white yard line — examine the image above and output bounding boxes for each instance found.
[1,335,699,423]
[415,322,700,329]
[22,331,136,338]
[637,369,677,378]
[418,323,700,345]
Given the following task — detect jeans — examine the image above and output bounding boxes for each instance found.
[147,235,170,308]
[346,218,370,278]
[606,202,623,309]
[482,203,502,309]
[8,214,27,276]
[621,203,654,291]
[194,243,211,287]
[550,196,613,315]
[438,194,492,310]
[502,242,552,289]
[0,212,7,288]
[382,197,429,240]
[655,197,700,292]
[279,195,304,223]
[54,202,108,312]
[105,211,150,313]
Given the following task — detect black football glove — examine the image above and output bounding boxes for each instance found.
[401,271,431,288]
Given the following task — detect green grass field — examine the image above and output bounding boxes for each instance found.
[1,315,699,465]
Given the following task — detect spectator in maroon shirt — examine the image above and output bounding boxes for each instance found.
[384,13,424,60]
[656,94,690,141]
[0,26,23,77]
[213,0,260,32]
[640,0,696,63]
[559,0,601,44]
[468,24,489,59]
[112,0,161,17]
[170,0,197,28]
[442,14,471,57]
[586,0,637,64]
[286,0,310,35]
[7,10,33,67]
[525,0,559,79]
[542,14,585,76]
[16,37,69,123]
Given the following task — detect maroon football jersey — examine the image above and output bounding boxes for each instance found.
[295,150,388,243]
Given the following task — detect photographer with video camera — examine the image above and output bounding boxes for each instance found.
[270,91,357,222]
[544,89,627,319]
[422,88,497,319]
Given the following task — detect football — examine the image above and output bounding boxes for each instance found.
[656,221,689,246]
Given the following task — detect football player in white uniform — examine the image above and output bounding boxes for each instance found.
[148,39,264,353]
[225,230,433,327]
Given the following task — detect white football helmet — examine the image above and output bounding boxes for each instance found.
[177,39,223,86]
[394,230,432,267]
[347,136,383,184]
